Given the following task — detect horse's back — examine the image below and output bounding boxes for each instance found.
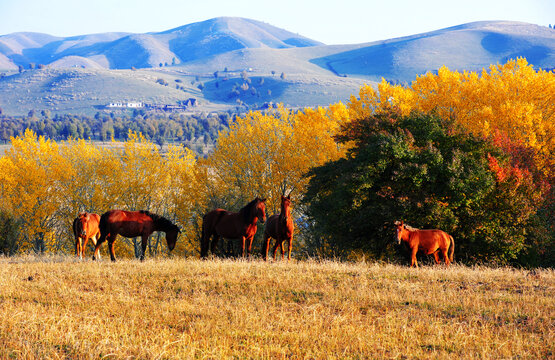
[203,209,228,229]
[415,229,451,253]
[264,214,280,238]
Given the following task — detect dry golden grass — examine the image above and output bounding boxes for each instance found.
[0,256,553,359]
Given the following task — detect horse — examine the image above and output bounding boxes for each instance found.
[94,210,180,261]
[201,197,266,258]
[394,221,454,267]
[72,212,101,260]
[263,195,294,261]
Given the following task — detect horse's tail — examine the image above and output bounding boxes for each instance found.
[200,213,210,258]
[72,217,80,239]
[448,235,455,263]
[98,212,109,245]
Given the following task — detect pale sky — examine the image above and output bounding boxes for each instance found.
[0,0,553,44]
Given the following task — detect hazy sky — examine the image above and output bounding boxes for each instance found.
[0,0,553,44]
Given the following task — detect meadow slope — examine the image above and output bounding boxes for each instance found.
[0,256,553,359]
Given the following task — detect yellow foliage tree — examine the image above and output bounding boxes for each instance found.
[205,105,349,215]
[350,58,555,177]
[0,130,73,252]
[0,130,199,257]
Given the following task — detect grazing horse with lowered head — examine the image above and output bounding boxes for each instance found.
[263,195,294,261]
[394,221,454,267]
[201,197,266,258]
[73,212,101,259]
[94,210,180,261]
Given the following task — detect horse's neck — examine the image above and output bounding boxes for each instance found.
[403,229,415,242]
[279,208,290,223]
[152,220,167,233]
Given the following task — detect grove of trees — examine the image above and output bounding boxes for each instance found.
[0,59,553,266]
[0,111,231,150]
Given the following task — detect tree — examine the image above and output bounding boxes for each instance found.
[205,104,349,220]
[304,111,544,264]
[351,59,555,179]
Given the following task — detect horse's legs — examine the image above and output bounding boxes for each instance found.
[263,234,271,261]
[210,234,219,254]
[75,237,81,259]
[246,236,254,257]
[108,235,117,262]
[410,247,418,267]
[441,248,450,266]
[92,234,105,261]
[82,236,90,259]
[90,234,100,260]
[200,227,210,258]
[272,239,280,260]
[140,234,149,261]
[433,251,440,264]
[287,236,293,261]
[279,241,285,259]
[240,236,246,257]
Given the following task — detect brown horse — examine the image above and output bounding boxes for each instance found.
[94,210,180,261]
[72,212,101,259]
[263,195,294,261]
[394,221,454,267]
[201,197,266,258]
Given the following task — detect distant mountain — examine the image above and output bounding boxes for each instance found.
[0,19,554,115]
[311,21,555,82]
[0,17,323,70]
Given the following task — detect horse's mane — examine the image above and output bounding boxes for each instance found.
[395,220,418,231]
[239,198,260,223]
[139,210,179,231]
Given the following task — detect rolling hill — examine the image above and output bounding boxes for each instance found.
[0,17,323,70]
[0,18,553,115]
[312,21,555,82]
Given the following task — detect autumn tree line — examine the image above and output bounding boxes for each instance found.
[0,59,553,267]
[0,110,231,153]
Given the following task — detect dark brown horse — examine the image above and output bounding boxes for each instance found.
[201,197,266,258]
[73,212,101,259]
[94,210,180,261]
[394,221,454,267]
[263,195,294,261]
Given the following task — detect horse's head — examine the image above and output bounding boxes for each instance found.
[280,195,292,221]
[78,212,90,236]
[255,197,267,224]
[165,225,181,252]
[394,220,407,245]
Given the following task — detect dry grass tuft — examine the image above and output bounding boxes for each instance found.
[0,256,553,359]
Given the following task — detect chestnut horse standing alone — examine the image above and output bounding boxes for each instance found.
[394,221,454,267]
[73,212,101,259]
[94,210,180,261]
[201,197,266,258]
[263,195,294,261]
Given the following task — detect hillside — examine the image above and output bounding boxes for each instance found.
[312,21,555,82]
[0,17,323,70]
[0,68,215,115]
[0,19,553,115]
[0,256,552,358]
[0,65,368,115]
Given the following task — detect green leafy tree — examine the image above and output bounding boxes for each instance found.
[304,111,541,264]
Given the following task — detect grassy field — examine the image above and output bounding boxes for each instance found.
[0,256,552,359]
